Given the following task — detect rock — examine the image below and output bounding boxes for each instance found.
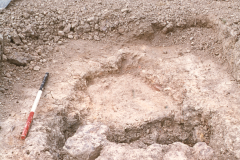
[163,142,191,160]
[87,17,95,23]
[2,54,7,61]
[23,12,30,19]
[53,36,60,42]
[0,34,3,43]
[22,40,27,44]
[83,24,91,33]
[118,27,125,34]
[95,24,99,30]
[33,66,41,71]
[71,21,79,29]
[63,124,109,159]
[7,52,32,66]
[99,33,106,38]
[24,132,53,159]
[63,24,71,34]
[24,25,35,38]
[18,33,25,40]
[162,22,174,34]
[0,88,5,93]
[5,73,11,78]
[193,142,214,159]
[135,23,154,37]
[88,35,93,40]
[58,31,64,36]
[11,32,22,45]
[121,8,130,13]
[58,41,63,45]
[68,35,74,39]
[99,21,108,32]
[43,38,48,42]
[94,35,100,41]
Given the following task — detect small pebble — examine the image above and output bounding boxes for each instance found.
[33,66,41,71]
[68,35,74,39]
[0,88,5,93]
[163,51,168,54]
[5,73,11,78]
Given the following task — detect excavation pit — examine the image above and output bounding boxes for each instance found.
[71,53,213,148]
[85,74,175,130]
[1,0,240,159]
[18,22,240,160]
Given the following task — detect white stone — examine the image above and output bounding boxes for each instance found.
[63,124,109,159]
[68,35,74,39]
[58,31,64,36]
[33,66,40,71]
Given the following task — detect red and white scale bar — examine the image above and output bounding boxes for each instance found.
[21,73,49,140]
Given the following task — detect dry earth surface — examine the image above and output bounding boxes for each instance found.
[1,0,240,160]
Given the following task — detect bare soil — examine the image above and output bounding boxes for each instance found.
[1,0,240,160]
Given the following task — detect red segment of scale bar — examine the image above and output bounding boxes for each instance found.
[21,112,34,140]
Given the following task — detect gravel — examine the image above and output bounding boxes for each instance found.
[1,0,240,159]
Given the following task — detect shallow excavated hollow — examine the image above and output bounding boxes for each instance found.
[43,50,215,159]
[28,21,239,160]
[80,74,212,147]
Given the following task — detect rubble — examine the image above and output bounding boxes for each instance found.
[33,66,40,71]
[11,32,22,45]
[63,124,109,159]
[7,52,32,66]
